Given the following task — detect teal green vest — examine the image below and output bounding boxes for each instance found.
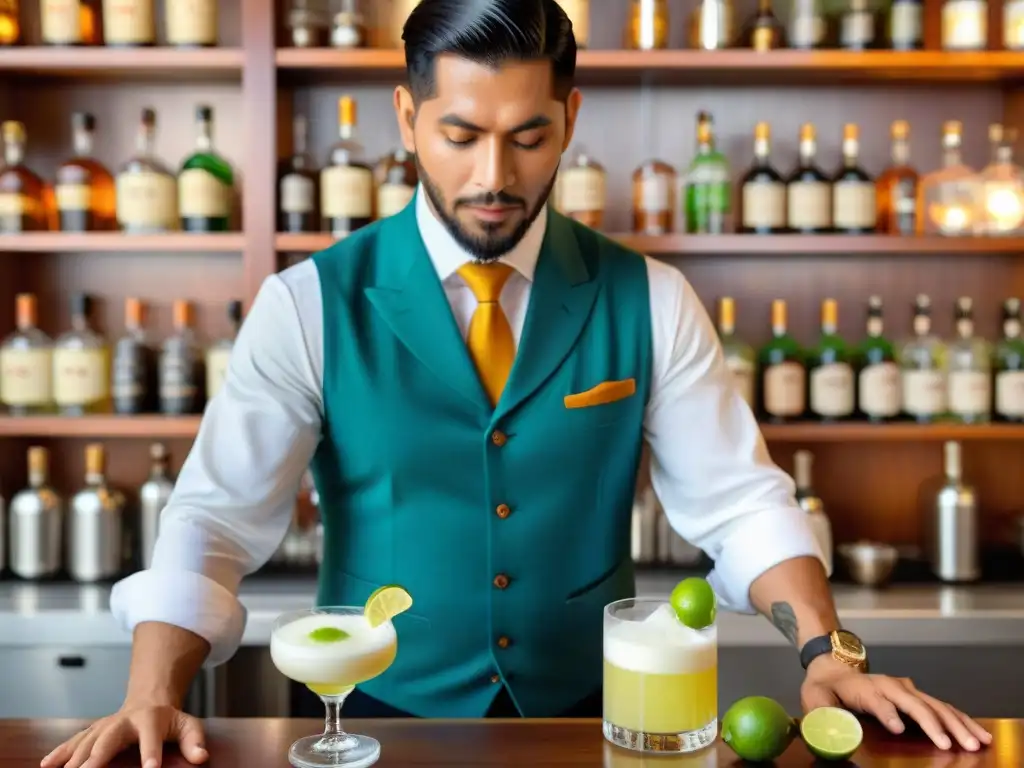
[309,197,653,717]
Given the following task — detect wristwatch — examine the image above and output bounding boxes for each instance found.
[799,630,868,673]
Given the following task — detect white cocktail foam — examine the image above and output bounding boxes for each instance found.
[270,613,397,685]
[604,603,717,675]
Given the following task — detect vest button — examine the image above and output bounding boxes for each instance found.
[497,635,511,649]
[495,503,511,519]
[491,430,507,447]
[493,573,510,590]
[490,674,501,684]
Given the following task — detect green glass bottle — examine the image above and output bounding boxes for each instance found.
[178,105,234,232]
[806,298,854,422]
[994,298,1024,423]
[855,295,900,422]
[758,299,805,423]
[684,111,731,234]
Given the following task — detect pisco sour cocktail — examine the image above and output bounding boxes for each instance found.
[603,579,718,754]
[270,586,412,768]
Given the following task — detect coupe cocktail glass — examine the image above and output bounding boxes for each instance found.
[270,606,398,768]
[603,597,718,753]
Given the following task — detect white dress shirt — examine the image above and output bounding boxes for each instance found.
[110,188,827,666]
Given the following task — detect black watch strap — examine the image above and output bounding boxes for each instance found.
[799,634,834,670]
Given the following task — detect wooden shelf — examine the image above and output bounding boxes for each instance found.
[0,47,244,80]
[0,233,245,253]
[0,415,203,438]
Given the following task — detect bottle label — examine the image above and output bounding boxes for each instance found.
[165,0,217,44]
[321,165,373,219]
[858,362,901,417]
[725,356,755,410]
[752,26,773,51]
[205,347,232,400]
[377,182,415,219]
[891,2,922,46]
[53,348,109,407]
[764,361,805,417]
[0,193,26,216]
[741,181,786,229]
[942,0,987,48]
[902,369,946,416]
[280,173,315,215]
[948,370,992,415]
[840,11,874,47]
[0,348,53,406]
[1006,0,1024,47]
[790,14,825,48]
[556,0,589,46]
[787,181,830,229]
[996,370,1024,417]
[559,166,605,213]
[810,362,854,417]
[55,183,91,213]
[103,0,156,44]
[639,175,671,214]
[41,0,82,43]
[179,168,231,218]
[116,171,178,230]
[833,180,875,229]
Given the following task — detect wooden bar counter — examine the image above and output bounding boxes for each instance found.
[2,718,1023,767]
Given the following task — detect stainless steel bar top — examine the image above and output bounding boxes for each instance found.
[1,575,1022,648]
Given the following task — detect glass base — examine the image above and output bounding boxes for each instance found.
[288,733,381,768]
[602,718,718,754]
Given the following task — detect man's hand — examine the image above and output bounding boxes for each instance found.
[39,702,207,768]
[801,656,992,753]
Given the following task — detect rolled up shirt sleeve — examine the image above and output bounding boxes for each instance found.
[642,258,828,614]
[110,269,324,666]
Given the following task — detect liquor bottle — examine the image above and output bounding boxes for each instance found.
[102,0,155,45]
[165,0,217,45]
[793,449,832,576]
[286,0,329,47]
[1007,0,1024,48]
[717,297,756,411]
[330,0,366,48]
[946,296,991,424]
[116,108,177,233]
[838,0,880,49]
[111,297,158,414]
[689,0,733,48]
[67,443,126,583]
[138,442,175,570]
[684,111,731,234]
[321,96,374,238]
[375,147,418,220]
[40,0,99,44]
[875,120,919,235]
[178,105,234,232]
[806,299,854,421]
[739,0,785,49]
[924,440,980,582]
[832,124,875,234]
[787,0,825,49]
[994,297,1024,422]
[626,0,669,49]
[559,144,606,229]
[53,292,110,416]
[758,299,806,422]
[941,0,986,49]
[976,124,1024,236]
[205,299,242,401]
[919,121,980,236]
[278,114,319,233]
[855,296,900,422]
[899,294,947,423]
[55,112,116,232]
[786,123,831,233]
[159,299,205,414]
[0,121,48,233]
[0,0,20,44]
[8,446,63,580]
[889,0,923,49]
[631,159,676,236]
[0,293,54,415]
[556,0,589,47]
[739,121,786,234]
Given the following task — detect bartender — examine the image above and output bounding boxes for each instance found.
[43,2,990,767]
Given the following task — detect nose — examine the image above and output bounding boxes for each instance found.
[473,135,516,193]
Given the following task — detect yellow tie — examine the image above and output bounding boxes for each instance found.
[458,262,516,406]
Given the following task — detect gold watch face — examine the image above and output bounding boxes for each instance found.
[832,630,867,661]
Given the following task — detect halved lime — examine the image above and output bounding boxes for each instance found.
[364,585,413,628]
[669,577,717,630]
[307,627,350,643]
[800,706,864,761]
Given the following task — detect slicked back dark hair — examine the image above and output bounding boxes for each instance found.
[403,0,577,103]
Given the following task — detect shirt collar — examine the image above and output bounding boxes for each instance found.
[415,184,547,284]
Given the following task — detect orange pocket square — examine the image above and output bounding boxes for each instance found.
[564,378,637,409]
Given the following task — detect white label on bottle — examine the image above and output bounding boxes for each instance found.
[557,0,589,45]
[902,369,946,416]
[103,0,156,44]
[742,181,786,229]
[41,0,82,43]
[787,181,830,229]
[116,171,178,230]
[942,0,987,48]
[764,361,805,417]
[53,348,108,407]
[891,2,922,46]
[833,180,876,229]
[726,356,755,410]
[560,166,605,214]
[179,168,231,218]
[0,193,25,216]
[321,166,373,219]
[840,12,874,46]
[1006,0,1024,48]
[948,370,991,415]
[858,362,901,417]
[790,15,825,47]
[205,347,231,400]
[810,362,854,417]
[639,176,671,214]
[165,0,217,44]
[996,370,1024,417]
[0,348,53,407]
[55,183,91,213]
[280,174,315,215]
[377,183,415,218]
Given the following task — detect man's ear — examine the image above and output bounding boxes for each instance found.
[561,87,583,152]
[394,85,417,154]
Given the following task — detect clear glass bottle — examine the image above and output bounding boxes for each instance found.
[111,297,158,415]
[139,442,175,570]
[116,108,178,233]
[0,121,48,233]
[920,121,980,236]
[558,145,607,230]
[758,299,806,423]
[178,105,234,232]
[890,0,923,48]
[631,159,676,235]
[375,147,418,220]
[946,296,991,424]
[786,123,831,233]
[159,299,205,415]
[839,0,881,49]
[278,114,319,233]
[994,297,1024,422]
[205,299,242,402]
[793,450,832,576]
[788,0,825,49]
[855,295,900,422]
[321,95,374,238]
[832,123,876,234]
[53,293,110,416]
[899,294,947,423]
[8,446,63,580]
[684,111,731,234]
[55,112,116,232]
[0,293,54,415]
[626,0,669,49]
[287,0,329,47]
[331,0,366,48]
[740,121,786,234]
[875,120,919,235]
[717,297,755,411]
[941,0,987,49]
[689,0,734,49]
[67,442,126,583]
[976,124,1024,236]
[807,298,855,422]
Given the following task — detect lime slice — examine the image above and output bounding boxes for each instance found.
[364,585,413,628]
[800,706,864,761]
[721,695,797,762]
[307,627,350,643]
[669,577,717,630]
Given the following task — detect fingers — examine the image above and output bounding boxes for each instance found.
[914,690,992,750]
[857,688,905,735]
[878,678,952,750]
[86,720,135,768]
[137,709,167,768]
[174,713,209,765]
[64,727,103,768]
[40,727,92,768]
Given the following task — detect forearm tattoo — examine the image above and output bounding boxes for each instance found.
[770,602,799,646]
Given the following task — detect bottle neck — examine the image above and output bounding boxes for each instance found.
[73,127,93,158]
[914,314,931,337]
[195,119,213,153]
[4,141,23,166]
[891,138,909,167]
[136,126,156,158]
[866,315,883,338]
[843,137,860,168]
[799,138,816,165]
[956,317,973,339]
[1005,317,1021,339]
[753,138,770,165]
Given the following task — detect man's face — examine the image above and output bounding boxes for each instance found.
[394,55,581,261]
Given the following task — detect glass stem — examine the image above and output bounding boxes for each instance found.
[314,688,356,752]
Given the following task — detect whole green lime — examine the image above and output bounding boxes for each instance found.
[721,696,798,763]
[669,577,717,630]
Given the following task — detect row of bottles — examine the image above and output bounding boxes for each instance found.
[0,107,236,234]
[0,293,242,417]
[718,295,1024,424]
